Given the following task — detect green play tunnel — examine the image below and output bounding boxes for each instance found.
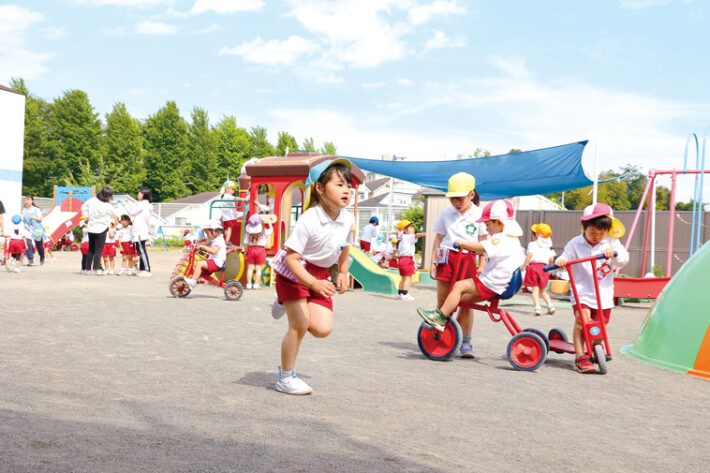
[622,240,710,380]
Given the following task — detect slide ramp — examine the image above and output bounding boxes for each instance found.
[348,246,401,295]
[43,197,84,244]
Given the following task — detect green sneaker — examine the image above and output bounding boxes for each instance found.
[417,307,448,332]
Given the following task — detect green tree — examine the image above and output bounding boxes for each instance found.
[187,107,219,193]
[302,137,316,152]
[276,131,298,156]
[143,101,189,201]
[46,89,104,188]
[321,141,337,155]
[104,102,145,194]
[214,116,251,177]
[10,78,53,196]
[249,126,275,158]
[473,147,491,158]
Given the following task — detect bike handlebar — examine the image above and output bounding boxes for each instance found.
[453,242,461,250]
[543,251,618,272]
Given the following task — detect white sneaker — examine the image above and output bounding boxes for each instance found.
[395,294,402,300]
[401,294,415,301]
[117,268,125,276]
[253,284,261,290]
[271,299,286,320]
[246,283,253,289]
[50,257,57,263]
[94,270,106,276]
[276,368,313,395]
[183,277,197,289]
[547,305,556,315]
[534,305,542,316]
[80,270,88,275]
[13,268,20,273]
[138,271,152,278]
[108,270,114,275]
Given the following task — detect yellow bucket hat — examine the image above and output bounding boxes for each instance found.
[531,223,552,238]
[396,220,413,231]
[445,172,476,198]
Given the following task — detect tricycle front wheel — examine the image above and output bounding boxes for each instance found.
[417,318,462,361]
[594,344,608,375]
[169,276,191,298]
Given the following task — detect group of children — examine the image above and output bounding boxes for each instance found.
[3,213,58,273]
[78,214,139,275]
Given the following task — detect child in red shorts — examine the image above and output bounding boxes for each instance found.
[182,220,226,288]
[244,214,273,289]
[218,180,239,245]
[554,203,629,373]
[102,222,117,275]
[418,200,525,332]
[116,215,135,276]
[272,159,354,395]
[6,215,28,273]
[79,218,89,274]
[393,220,425,301]
[522,223,556,316]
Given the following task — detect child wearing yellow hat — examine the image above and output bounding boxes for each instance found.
[522,223,556,315]
[394,220,426,301]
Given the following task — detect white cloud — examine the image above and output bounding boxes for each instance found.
[618,0,672,9]
[188,23,221,35]
[73,0,172,6]
[40,26,67,39]
[423,29,466,52]
[0,5,50,80]
[409,0,466,25]
[135,20,179,35]
[219,35,317,66]
[191,0,264,14]
[397,77,413,86]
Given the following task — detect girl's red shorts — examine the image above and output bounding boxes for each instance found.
[435,250,477,283]
[222,219,238,228]
[121,242,135,256]
[398,255,416,277]
[578,304,612,325]
[80,242,89,255]
[246,245,266,265]
[472,275,498,301]
[8,239,27,255]
[523,262,550,288]
[204,259,221,275]
[359,240,371,251]
[102,243,116,258]
[275,261,333,311]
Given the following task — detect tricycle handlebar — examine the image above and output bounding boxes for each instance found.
[543,251,618,272]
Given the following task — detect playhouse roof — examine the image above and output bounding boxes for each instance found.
[245,153,366,184]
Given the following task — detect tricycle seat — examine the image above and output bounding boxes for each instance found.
[494,268,523,300]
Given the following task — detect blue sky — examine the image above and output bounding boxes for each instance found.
[1,0,709,201]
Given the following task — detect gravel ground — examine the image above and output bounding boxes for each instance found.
[0,251,708,473]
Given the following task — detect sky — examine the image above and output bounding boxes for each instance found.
[1,0,709,202]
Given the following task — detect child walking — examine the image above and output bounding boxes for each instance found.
[244,214,273,289]
[6,215,28,273]
[102,222,118,275]
[359,216,379,253]
[116,215,135,276]
[272,159,354,395]
[554,203,629,373]
[79,218,90,275]
[418,200,525,332]
[394,220,425,301]
[522,223,556,315]
[428,172,488,357]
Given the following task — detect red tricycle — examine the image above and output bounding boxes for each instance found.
[169,244,244,301]
[418,245,552,371]
[541,252,618,375]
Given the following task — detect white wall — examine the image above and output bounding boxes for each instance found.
[0,87,25,218]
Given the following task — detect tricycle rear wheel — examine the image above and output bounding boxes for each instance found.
[548,328,568,354]
[594,344,608,375]
[224,280,244,301]
[507,332,547,371]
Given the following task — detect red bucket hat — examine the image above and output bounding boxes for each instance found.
[581,203,625,238]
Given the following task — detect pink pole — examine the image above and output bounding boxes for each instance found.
[624,176,653,251]
[666,172,678,277]
[640,175,656,276]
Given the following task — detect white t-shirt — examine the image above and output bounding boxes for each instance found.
[285,205,355,268]
[116,225,133,243]
[397,234,418,257]
[219,194,238,221]
[526,239,556,264]
[81,226,89,243]
[9,222,27,241]
[208,234,227,268]
[478,233,525,294]
[82,198,118,234]
[360,223,378,243]
[560,234,630,309]
[126,200,152,242]
[106,227,117,244]
[433,204,488,250]
[248,227,273,247]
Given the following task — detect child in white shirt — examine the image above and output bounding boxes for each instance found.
[182,220,226,288]
[522,223,556,315]
[394,220,425,301]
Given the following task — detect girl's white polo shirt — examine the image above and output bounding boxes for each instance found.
[478,233,525,294]
[208,235,227,268]
[560,234,629,309]
[285,205,355,268]
[397,234,417,257]
[433,204,488,250]
[526,239,556,264]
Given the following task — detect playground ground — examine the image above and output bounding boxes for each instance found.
[1,251,708,473]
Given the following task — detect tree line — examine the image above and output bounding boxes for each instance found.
[11,78,337,202]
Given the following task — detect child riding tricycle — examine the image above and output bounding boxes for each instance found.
[169,220,244,301]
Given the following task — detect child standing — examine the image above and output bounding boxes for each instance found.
[359,216,379,253]
[181,220,226,289]
[522,223,556,316]
[102,222,118,275]
[394,220,425,301]
[218,180,239,245]
[43,232,57,263]
[428,172,488,358]
[554,203,629,373]
[272,159,354,395]
[418,200,525,332]
[6,215,28,273]
[79,218,90,275]
[244,214,273,289]
[116,215,135,276]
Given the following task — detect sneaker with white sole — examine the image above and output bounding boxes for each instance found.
[401,293,415,301]
[94,269,106,276]
[275,367,313,395]
[417,307,448,332]
[547,305,556,315]
[117,268,125,276]
[253,284,261,290]
[183,277,197,289]
[137,271,152,278]
[108,270,114,275]
[246,283,253,289]
[13,268,21,273]
[460,342,474,358]
[534,306,542,316]
[271,299,286,320]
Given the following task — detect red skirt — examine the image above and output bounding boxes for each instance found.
[523,262,550,288]
[398,256,416,276]
[275,262,333,310]
[8,239,27,255]
[102,244,116,258]
[222,219,238,228]
[121,242,135,256]
[359,240,371,251]
[246,245,266,265]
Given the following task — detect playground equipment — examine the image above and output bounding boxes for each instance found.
[417,245,540,368]
[42,186,94,244]
[542,253,619,375]
[620,133,709,301]
[169,244,244,300]
[621,240,710,380]
[348,246,402,294]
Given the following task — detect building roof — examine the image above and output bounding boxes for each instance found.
[165,191,220,204]
[357,193,390,208]
[365,177,391,193]
[0,84,24,95]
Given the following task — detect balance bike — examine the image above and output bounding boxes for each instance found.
[169,245,244,301]
[542,252,617,374]
[418,244,548,371]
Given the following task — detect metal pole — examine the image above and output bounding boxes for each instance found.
[650,177,657,271]
[388,177,394,234]
[667,171,678,277]
[592,138,599,204]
